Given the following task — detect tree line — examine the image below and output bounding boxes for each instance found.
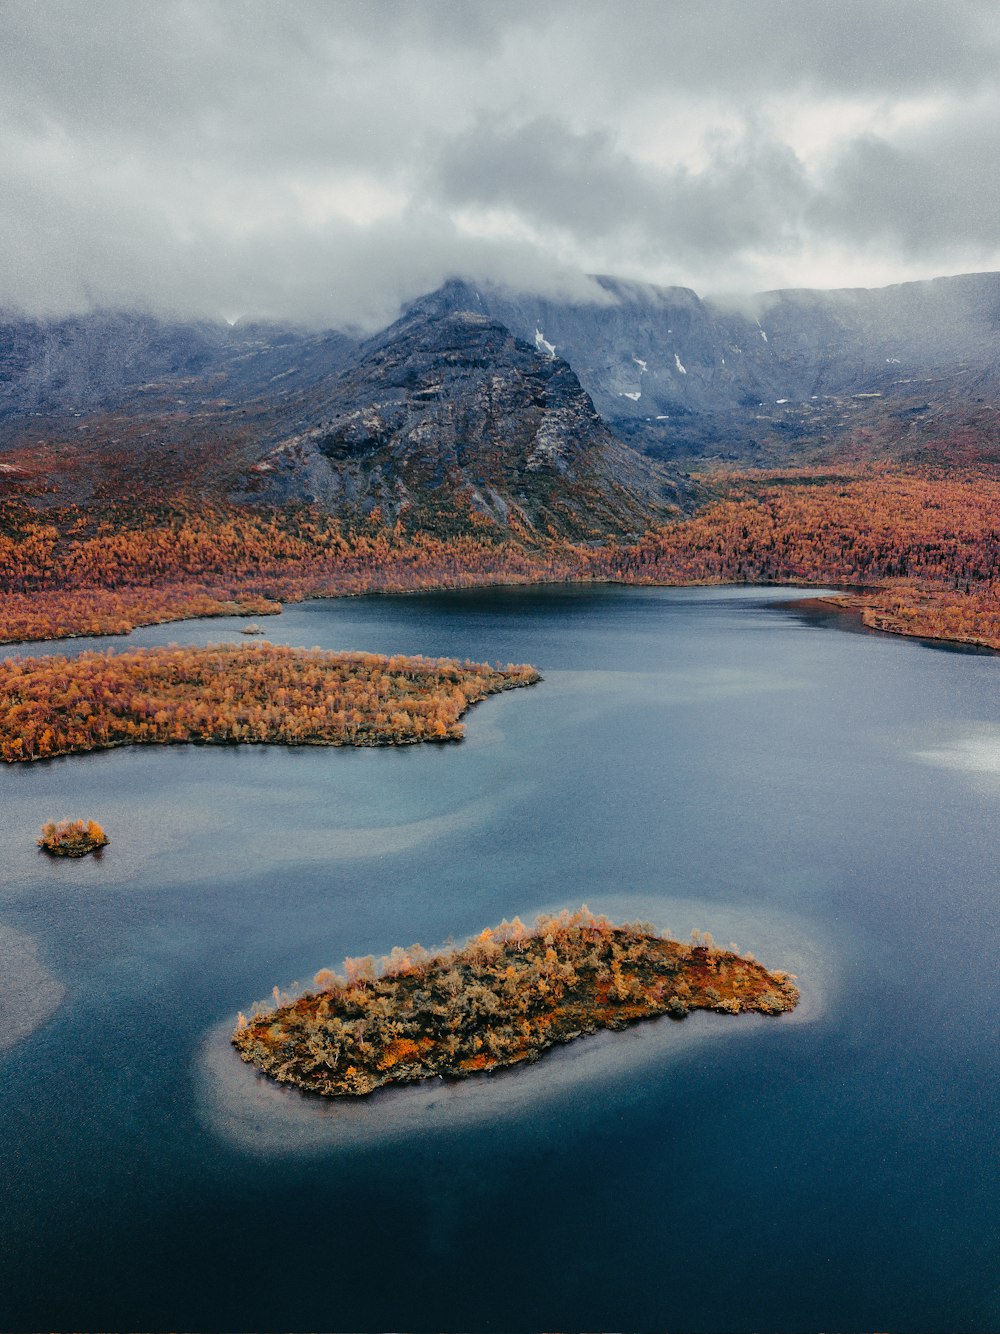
[3,468,1000,650]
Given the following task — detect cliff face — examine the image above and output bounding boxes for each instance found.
[238,308,683,539]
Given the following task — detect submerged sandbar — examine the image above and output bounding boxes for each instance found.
[232,909,799,1098]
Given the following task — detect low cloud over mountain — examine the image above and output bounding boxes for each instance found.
[3,1,1000,325]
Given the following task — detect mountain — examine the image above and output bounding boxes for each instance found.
[414,272,1000,460]
[2,268,999,519]
[0,311,359,427]
[236,306,682,539]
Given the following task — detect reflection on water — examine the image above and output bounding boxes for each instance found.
[914,726,1000,777]
[549,664,811,702]
[2,584,999,1333]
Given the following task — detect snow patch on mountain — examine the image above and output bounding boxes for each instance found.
[534,328,556,359]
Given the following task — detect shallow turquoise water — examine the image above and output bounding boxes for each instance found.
[1,585,998,1332]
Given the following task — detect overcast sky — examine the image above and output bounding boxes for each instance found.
[3,0,1000,327]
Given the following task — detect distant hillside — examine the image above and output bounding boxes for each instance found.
[0,311,358,424]
[414,272,1000,462]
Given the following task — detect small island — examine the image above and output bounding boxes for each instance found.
[232,908,799,1098]
[38,819,109,857]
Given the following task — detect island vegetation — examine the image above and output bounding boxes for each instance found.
[232,908,799,1098]
[0,643,539,762]
[38,818,108,857]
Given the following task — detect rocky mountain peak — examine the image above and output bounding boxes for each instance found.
[240,306,679,538]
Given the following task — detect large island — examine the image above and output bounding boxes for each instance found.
[232,909,799,1097]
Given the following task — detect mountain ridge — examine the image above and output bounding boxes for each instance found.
[412,270,1000,460]
[1,268,999,522]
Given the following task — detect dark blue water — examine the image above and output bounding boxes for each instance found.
[2,585,999,1332]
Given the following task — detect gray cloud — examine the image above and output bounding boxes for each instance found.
[432,117,811,263]
[815,111,1000,254]
[580,0,1000,97]
[1,0,999,325]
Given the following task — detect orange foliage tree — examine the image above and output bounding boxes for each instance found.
[232,907,799,1097]
[37,818,109,856]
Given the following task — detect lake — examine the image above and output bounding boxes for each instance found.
[1,584,998,1332]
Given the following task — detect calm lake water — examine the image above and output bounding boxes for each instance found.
[2,585,999,1332]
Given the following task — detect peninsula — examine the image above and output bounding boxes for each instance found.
[0,643,540,762]
[232,909,799,1097]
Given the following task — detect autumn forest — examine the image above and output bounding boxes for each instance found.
[3,466,1000,655]
[232,908,800,1098]
[0,643,540,762]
